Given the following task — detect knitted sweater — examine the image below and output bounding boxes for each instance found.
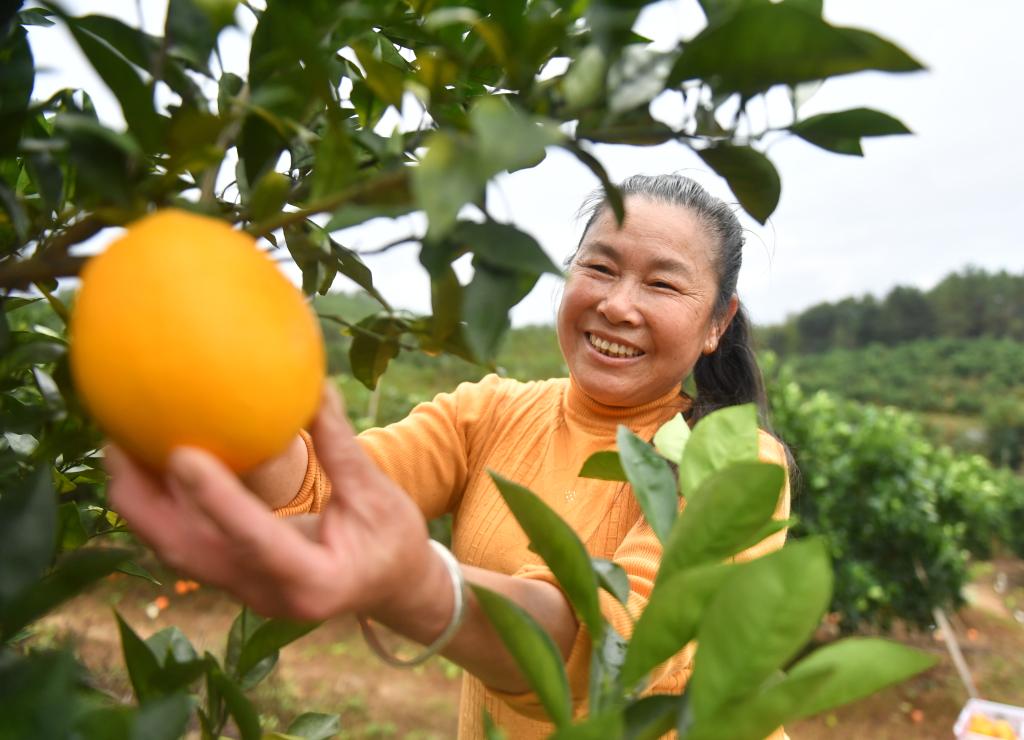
[277,374,791,739]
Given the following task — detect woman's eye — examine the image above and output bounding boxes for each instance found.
[651,280,678,291]
[585,263,612,275]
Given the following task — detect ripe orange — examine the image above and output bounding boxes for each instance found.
[70,209,325,473]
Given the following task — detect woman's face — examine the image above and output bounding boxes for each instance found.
[557,196,737,407]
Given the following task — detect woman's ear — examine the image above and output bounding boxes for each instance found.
[703,294,740,355]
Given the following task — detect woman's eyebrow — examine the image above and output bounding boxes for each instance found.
[584,240,694,278]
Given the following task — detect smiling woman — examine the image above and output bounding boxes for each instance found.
[105,174,792,740]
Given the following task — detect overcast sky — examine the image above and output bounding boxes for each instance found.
[28,1,1024,326]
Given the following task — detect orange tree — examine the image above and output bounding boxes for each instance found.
[1,1,926,737]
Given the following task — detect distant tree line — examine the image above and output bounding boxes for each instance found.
[760,267,1024,355]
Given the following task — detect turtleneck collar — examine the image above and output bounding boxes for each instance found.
[564,373,691,433]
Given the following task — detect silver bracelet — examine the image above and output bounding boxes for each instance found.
[357,539,466,668]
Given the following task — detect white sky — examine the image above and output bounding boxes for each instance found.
[27,0,1024,326]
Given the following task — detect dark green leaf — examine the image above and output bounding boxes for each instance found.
[284,712,342,740]
[349,320,400,391]
[166,0,218,73]
[352,38,406,108]
[116,611,162,701]
[619,562,734,690]
[560,142,624,224]
[669,4,923,96]
[489,473,603,637]
[218,71,244,116]
[132,693,194,740]
[247,171,291,221]
[238,114,285,185]
[25,150,64,211]
[208,665,262,740]
[64,19,165,151]
[452,221,562,278]
[660,462,785,579]
[328,238,390,309]
[19,9,57,27]
[578,451,627,481]
[116,560,163,586]
[698,145,781,224]
[0,467,55,611]
[790,107,911,156]
[462,263,537,363]
[785,638,936,721]
[0,181,28,243]
[0,25,33,155]
[56,502,88,551]
[311,119,357,201]
[591,558,629,605]
[617,427,678,544]
[472,585,572,727]
[0,649,76,739]
[678,404,759,498]
[689,538,833,721]
[235,618,319,685]
[428,266,462,343]
[623,694,681,740]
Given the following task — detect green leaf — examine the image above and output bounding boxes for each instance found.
[472,585,572,727]
[56,502,88,551]
[785,638,936,721]
[588,625,627,714]
[352,37,406,108]
[608,46,673,114]
[623,694,681,740]
[560,142,624,224]
[790,107,912,156]
[64,19,165,151]
[488,473,603,639]
[617,427,678,544]
[235,618,319,686]
[550,709,625,739]
[591,558,629,605]
[311,119,357,201]
[282,712,342,740]
[678,404,759,498]
[698,145,781,224]
[578,451,626,482]
[132,693,194,740]
[166,0,220,72]
[0,649,77,739]
[660,462,784,580]
[116,560,163,586]
[462,263,537,363]
[452,221,562,278]
[684,663,831,740]
[349,317,401,391]
[470,96,563,175]
[652,413,690,466]
[414,131,482,238]
[248,171,292,221]
[208,664,262,740]
[116,611,162,701]
[619,562,734,690]
[561,44,607,111]
[0,25,34,156]
[669,4,923,96]
[689,538,833,721]
[0,467,56,611]
[328,238,391,309]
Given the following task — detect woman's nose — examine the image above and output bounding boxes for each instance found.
[597,280,642,325]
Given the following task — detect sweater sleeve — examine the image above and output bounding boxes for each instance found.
[273,375,508,520]
[493,430,792,720]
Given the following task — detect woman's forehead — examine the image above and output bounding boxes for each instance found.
[580,197,717,266]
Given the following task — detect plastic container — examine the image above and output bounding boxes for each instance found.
[954,698,1024,739]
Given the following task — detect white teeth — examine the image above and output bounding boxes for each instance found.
[587,333,643,358]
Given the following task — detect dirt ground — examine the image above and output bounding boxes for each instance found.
[31,555,1024,739]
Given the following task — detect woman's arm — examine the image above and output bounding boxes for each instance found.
[104,383,577,695]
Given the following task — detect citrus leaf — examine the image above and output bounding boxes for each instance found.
[678,404,759,498]
[0,467,55,611]
[790,107,911,156]
[617,426,678,545]
[698,145,781,225]
[579,451,626,482]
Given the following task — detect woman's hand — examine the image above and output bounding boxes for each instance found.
[104,383,451,624]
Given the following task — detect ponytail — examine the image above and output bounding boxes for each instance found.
[687,303,768,425]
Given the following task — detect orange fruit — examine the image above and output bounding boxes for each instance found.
[70,209,325,473]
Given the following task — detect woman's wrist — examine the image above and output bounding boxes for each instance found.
[239,433,309,509]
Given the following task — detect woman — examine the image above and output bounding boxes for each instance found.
[106,174,790,739]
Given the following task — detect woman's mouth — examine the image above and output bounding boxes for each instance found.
[586,332,645,359]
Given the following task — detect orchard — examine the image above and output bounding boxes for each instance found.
[0,1,963,738]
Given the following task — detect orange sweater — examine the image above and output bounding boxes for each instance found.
[278,374,790,739]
